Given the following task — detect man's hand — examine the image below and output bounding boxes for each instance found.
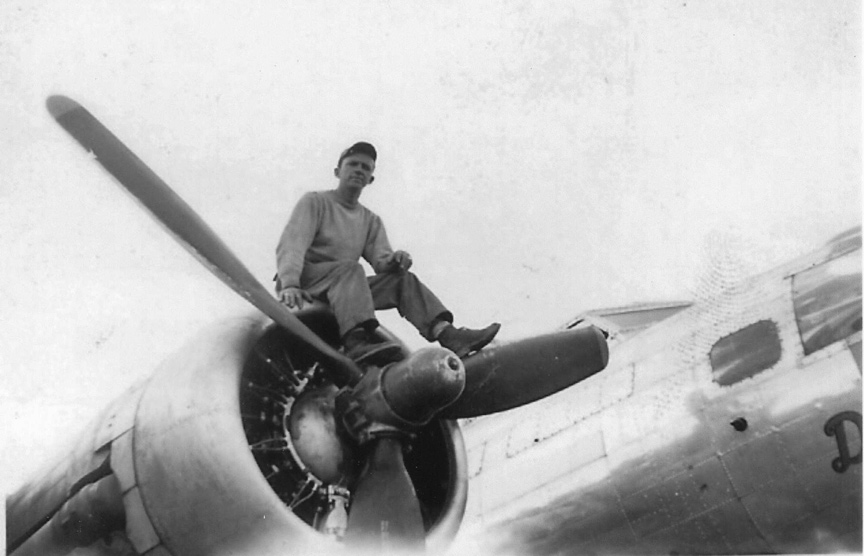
[390,250,413,272]
[279,287,313,309]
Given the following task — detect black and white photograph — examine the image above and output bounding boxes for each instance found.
[2,1,860,554]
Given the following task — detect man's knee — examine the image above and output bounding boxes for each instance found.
[375,270,419,287]
[396,270,425,294]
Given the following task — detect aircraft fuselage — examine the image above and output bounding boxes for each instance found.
[458,230,862,555]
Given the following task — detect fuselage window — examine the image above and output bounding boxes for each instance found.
[792,249,862,356]
[710,320,782,386]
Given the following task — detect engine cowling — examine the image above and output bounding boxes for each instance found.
[8,314,468,555]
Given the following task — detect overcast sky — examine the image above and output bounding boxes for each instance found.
[1,1,859,495]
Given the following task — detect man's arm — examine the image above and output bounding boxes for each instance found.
[364,215,414,273]
[275,193,319,306]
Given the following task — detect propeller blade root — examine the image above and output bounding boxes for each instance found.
[441,326,609,418]
[344,436,426,554]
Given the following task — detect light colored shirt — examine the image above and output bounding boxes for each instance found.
[276,190,395,289]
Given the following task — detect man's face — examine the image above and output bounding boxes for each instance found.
[335,154,376,190]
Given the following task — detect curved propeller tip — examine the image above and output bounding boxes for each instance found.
[46,95,80,119]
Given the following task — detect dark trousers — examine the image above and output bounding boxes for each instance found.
[300,261,452,339]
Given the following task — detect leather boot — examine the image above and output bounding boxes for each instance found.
[342,327,403,365]
[437,323,501,358]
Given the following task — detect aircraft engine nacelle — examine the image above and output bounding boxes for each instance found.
[7,314,468,556]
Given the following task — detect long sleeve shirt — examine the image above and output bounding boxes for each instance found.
[275,190,395,290]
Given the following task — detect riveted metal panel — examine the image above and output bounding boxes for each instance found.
[505,414,538,457]
[655,511,718,553]
[620,485,668,538]
[621,454,737,539]
[566,376,603,424]
[776,412,838,470]
[659,469,705,524]
[463,231,862,554]
[701,499,771,554]
[688,455,736,512]
[600,361,634,408]
[720,432,796,497]
[740,473,815,543]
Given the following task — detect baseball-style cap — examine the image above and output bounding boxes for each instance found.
[338,142,377,166]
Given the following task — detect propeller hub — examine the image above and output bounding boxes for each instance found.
[382,347,466,424]
[337,347,466,444]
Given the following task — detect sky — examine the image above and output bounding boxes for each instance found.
[1,0,860,502]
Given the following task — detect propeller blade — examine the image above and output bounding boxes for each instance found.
[344,436,426,553]
[439,326,609,419]
[46,95,362,387]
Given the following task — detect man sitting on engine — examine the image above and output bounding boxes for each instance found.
[275,142,499,363]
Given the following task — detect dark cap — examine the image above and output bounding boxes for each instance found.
[338,142,377,167]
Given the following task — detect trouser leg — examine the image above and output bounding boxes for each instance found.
[302,261,377,336]
[368,271,453,340]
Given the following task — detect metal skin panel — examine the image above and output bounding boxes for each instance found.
[11,474,125,556]
[455,235,861,555]
[110,431,136,495]
[124,487,161,553]
[94,384,146,451]
[130,315,331,556]
[720,432,798,498]
[6,382,146,553]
